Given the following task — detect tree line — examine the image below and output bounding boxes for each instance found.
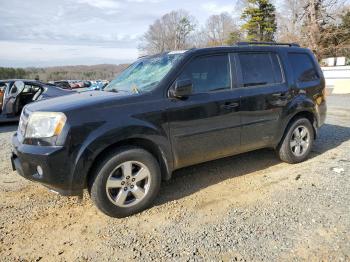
[0,68,27,80]
[139,0,350,60]
[0,64,128,82]
[1,0,349,81]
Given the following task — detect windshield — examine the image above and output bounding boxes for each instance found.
[104,53,184,94]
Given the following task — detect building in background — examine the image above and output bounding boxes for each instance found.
[322,57,349,67]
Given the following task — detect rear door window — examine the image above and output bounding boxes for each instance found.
[23,84,33,93]
[238,53,283,87]
[288,53,319,82]
[23,84,40,94]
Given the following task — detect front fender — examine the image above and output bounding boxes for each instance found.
[70,120,172,189]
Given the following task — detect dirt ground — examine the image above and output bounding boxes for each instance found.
[0,95,349,261]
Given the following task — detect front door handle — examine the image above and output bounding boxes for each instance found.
[221,102,239,110]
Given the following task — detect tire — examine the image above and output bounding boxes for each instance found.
[89,146,161,218]
[277,118,314,164]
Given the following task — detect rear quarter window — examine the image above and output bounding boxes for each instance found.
[288,53,319,82]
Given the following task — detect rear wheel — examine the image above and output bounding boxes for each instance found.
[89,147,161,218]
[277,118,314,164]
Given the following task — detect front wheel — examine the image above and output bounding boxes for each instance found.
[277,118,314,164]
[89,147,161,218]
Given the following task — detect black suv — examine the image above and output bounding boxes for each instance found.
[11,42,327,217]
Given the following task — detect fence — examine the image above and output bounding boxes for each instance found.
[322,66,350,94]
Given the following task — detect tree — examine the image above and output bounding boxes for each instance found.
[276,0,348,60]
[318,9,350,60]
[204,13,240,46]
[0,68,27,79]
[241,0,277,41]
[301,0,326,57]
[175,17,195,49]
[342,9,350,28]
[300,0,348,59]
[226,31,242,45]
[139,10,196,55]
[276,0,305,43]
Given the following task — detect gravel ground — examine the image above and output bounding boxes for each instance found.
[0,95,349,261]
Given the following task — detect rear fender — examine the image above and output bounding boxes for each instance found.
[275,95,317,145]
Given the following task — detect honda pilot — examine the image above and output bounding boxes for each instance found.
[11,42,327,217]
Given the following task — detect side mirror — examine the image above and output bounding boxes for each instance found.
[170,79,192,98]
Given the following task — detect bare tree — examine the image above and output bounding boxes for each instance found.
[189,29,209,48]
[318,7,350,61]
[302,0,349,58]
[277,0,348,59]
[205,13,240,46]
[276,0,305,42]
[139,10,196,55]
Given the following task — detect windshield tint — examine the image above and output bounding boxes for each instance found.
[105,53,184,94]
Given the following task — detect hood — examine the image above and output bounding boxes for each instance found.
[27,91,130,113]
[41,86,76,98]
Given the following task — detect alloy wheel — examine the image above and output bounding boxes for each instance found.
[105,161,151,207]
[290,125,310,157]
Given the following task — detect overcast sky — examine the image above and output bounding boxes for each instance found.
[0,0,240,67]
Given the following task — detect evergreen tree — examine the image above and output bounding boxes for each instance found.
[241,0,277,41]
[225,31,241,45]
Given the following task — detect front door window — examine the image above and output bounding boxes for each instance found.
[177,54,231,94]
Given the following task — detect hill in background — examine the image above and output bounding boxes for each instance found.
[0,64,129,82]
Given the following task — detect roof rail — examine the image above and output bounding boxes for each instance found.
[236,41,300,47]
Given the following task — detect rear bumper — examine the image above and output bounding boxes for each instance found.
[11,133,82,196]
[317,100,327,128]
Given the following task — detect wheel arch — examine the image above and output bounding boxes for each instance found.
[85,137,172,189]
[277,110,317,149]
[290,111,317,137]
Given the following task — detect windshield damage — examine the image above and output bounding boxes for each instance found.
[105,53,184,94]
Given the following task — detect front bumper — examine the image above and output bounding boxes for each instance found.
[11,132,82,196]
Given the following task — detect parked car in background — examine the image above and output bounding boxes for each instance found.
[0,82,5,111]
[88,80,109,91]
[0,80,75,122]
[83,81,92,88]
[69,81,81,89]
[51,80,109,91]
[53,81,72,89]
[77,81,85,88]
[11,43,326,218]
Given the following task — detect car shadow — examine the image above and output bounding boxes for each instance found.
[155,148,280,206]
[154,123,350,206]
[311,123,350,156]
[0,123,18,134]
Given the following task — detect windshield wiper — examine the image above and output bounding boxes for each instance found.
[108,88,119,93]
[107,88,130,93]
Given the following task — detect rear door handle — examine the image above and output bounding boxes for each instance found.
[221,102,239,110]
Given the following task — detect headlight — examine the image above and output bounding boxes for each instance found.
[25,112,67,138]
